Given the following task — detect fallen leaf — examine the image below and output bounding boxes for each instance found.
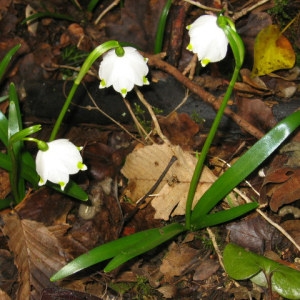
[160,242,200,282]
[281,220,300,250]
[193,259,219,281]
[227,214,282,254]
[157,112,200,149]
[0,290,11,300]
[237,97,277,132]
[121,143,216,220]
[252,25,295,77]
[260,152,300,212]
[2,213,71,300]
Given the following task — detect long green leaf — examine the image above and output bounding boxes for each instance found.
[51,222,186,281]
[0,111,8,147]
[8,83,25,202]
[104,222,186,272]
[192,202,258,230]
[191,110,300,227]
[0,44,20,83]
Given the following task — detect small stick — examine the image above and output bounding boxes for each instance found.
[145,52,265,139]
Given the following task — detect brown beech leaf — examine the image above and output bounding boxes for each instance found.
[281,220,300,251]
[0,169,10,199]
[0,290,11,300]
[261,153,300,212]
[121,143,216,220]
[2,213,70,300]
[227,214,282,254]
[157,112,200,149]
[237,97,277,132]
[265,168,300,212]
[160,242,200,282]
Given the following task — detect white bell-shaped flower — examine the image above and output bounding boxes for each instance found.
[35,139,87,190]
[98,46,149,97]
[187,15,228,67]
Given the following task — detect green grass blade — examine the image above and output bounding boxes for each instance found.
[191,110,300,226]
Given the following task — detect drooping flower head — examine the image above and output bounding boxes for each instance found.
[35,139,87,190]
[187,15,228,67]
[98,46,149,98]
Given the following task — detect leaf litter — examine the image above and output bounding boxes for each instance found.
[0,0,300,299]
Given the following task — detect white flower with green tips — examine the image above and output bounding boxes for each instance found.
[98,46,149,97]
[187,15,228,67]
[35,139,87,190]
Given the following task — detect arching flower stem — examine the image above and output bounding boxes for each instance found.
[49,40,122,141]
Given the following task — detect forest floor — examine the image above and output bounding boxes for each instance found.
[0,0,300,299]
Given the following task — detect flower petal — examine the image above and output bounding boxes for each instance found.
[35,139,86,189]
[187,15,228,65]
[98,46,149,96]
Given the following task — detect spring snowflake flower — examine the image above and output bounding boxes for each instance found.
[187,15,228,67]
[98,46,149,97]
[35,139,87,190]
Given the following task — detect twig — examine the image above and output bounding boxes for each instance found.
[94,0,120,25]
[234,188,300,253]
[206,227,225,270]
[80,84,147,145]
[122,98,155,144]
[145,52,265,139]
[134,87,169,143]
[232,0,272,21]
[168,89,190,116]
[217,157,300,252]
[183,0,232,14]
[123,155,178,224]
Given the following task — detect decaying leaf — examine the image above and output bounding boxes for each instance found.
[2,213,71,300]
[160,242,200,282]
[157,112,200,149]
[263,167,300,212]
[252,25,295,77]
[121,143,216,220]
[227,214,282,254]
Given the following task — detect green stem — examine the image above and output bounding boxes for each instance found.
[49,40,121,141]
[8,139,20,203]
[185,65,240,229]
[154,0,172,54]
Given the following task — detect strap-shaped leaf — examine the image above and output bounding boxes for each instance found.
[191,110,300,226]
[0,44,20,83]
[51,222,186,281]
[0,111,8,147]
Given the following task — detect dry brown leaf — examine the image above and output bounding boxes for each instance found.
[2,213,70,300]
[160,242,200,282]
[0,290,11,300]
[121,143,216,220]
[0,168,10,199]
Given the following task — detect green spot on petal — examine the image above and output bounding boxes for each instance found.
[99,79,106,88]
[59,182,66,190]
[201,58,210,67]
[120,88,127,97]
[143,76,149,85]
[77,161,87,170]
[187,44,193,51]
[38,178,45,186]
